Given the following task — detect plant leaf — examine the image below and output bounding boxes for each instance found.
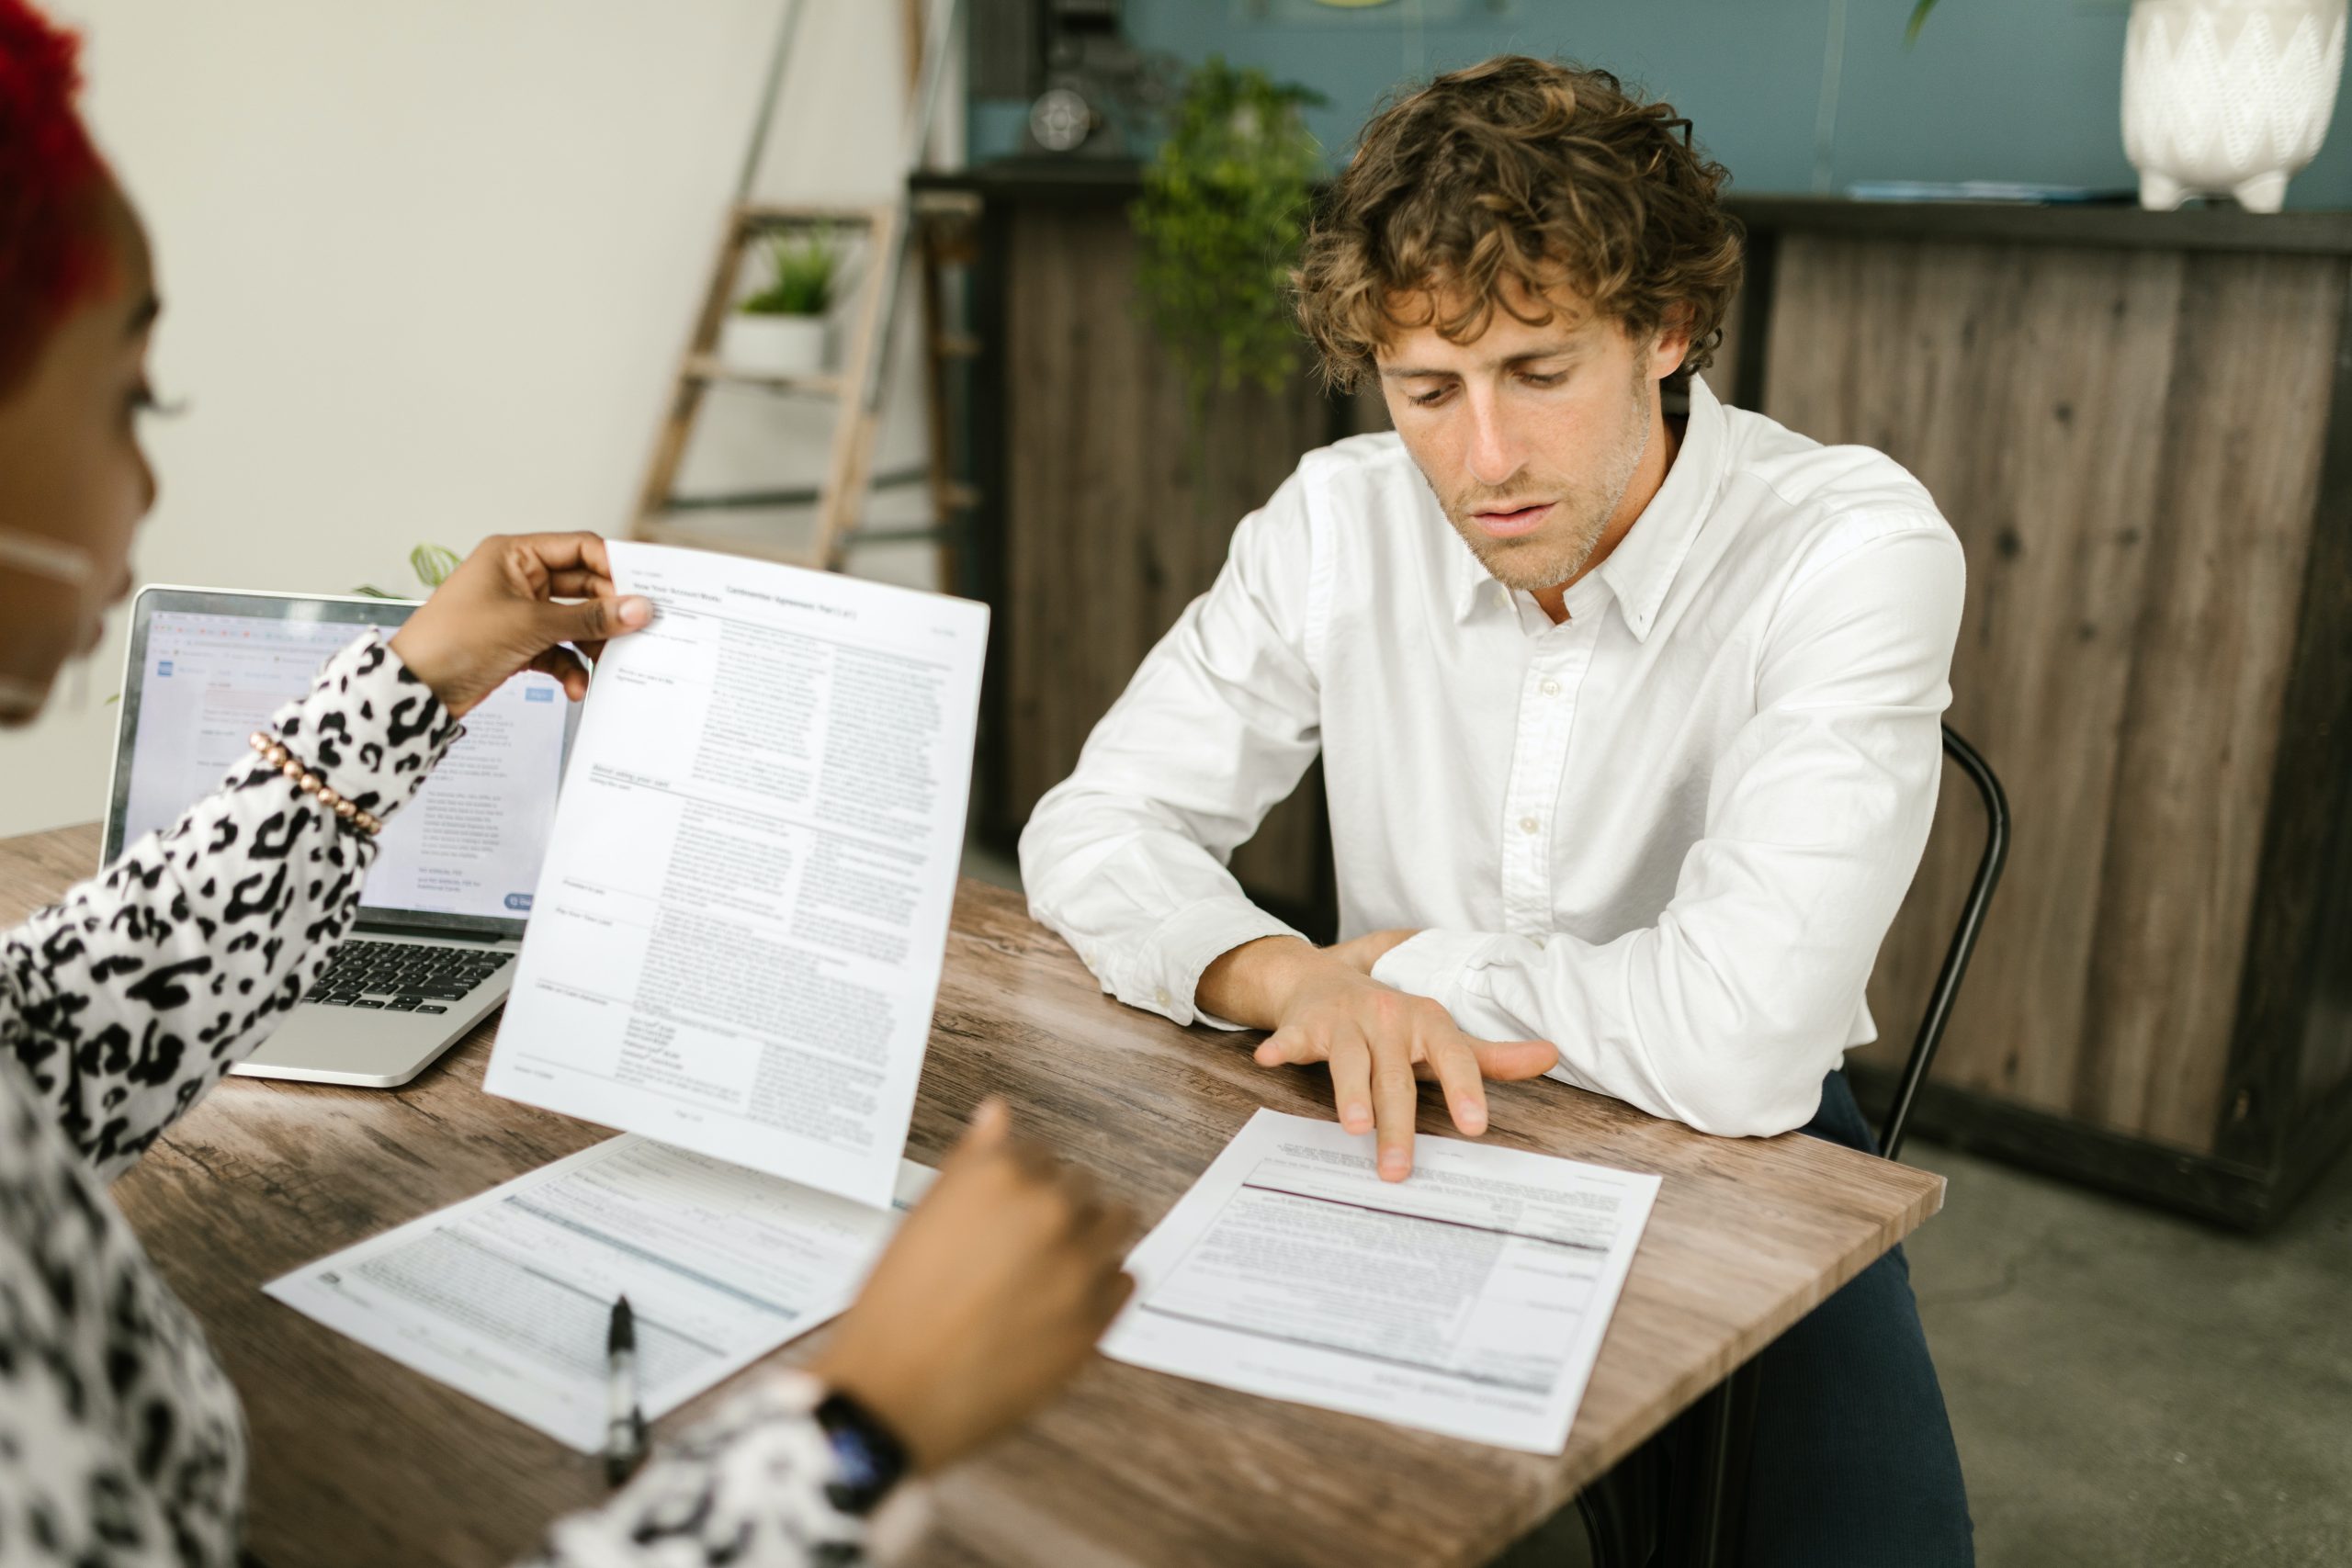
[1129,54,1323,486]
[1905,0,1939,45]
[741,227,839,316]
[410,543,462,589]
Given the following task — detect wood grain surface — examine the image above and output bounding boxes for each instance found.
[3,822,1940,1568]
[1000,202,1340,920]
[1768,234,2343,1156]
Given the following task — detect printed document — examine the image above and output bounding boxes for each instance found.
[1102,1110,1659,1453]
[484,542,989,1206]
[266,1134,934,1450]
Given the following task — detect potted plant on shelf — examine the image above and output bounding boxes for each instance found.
[1130,58,1325,442]
[721,230,838,377]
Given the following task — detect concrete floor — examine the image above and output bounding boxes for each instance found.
[1904,1134,2352,1568]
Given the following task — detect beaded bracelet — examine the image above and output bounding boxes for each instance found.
[247,729,383,836]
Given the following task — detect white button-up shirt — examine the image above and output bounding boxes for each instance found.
[1018,377,1963,1137]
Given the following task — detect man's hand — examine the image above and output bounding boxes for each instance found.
[1199,936,1557,1182]
[1327,927,1420,976]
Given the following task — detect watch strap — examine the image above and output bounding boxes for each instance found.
[814,1389,911,1515]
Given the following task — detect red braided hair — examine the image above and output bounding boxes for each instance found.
[0,0,109,393]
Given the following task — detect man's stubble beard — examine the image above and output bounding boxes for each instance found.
[1430,367,1654,595]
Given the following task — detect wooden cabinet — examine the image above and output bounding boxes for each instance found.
[946,163,1354,934]
[932,166,2352,1226]
[1734,200,2352,1229]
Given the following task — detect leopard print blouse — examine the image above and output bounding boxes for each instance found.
[0,634,870,1567]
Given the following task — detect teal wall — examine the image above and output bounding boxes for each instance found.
[970,0,2352,209]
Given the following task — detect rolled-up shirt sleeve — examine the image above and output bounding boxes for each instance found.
[1018,476,1323,1028]
[1373,522,1965,1138]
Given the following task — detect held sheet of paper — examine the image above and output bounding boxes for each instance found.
[266,1135,936,1451]
[484,542,989,1207]
[1103,1110,1660,1453]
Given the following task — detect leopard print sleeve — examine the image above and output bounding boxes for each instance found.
[0,631,459,1181]
[521,1372,886,1568]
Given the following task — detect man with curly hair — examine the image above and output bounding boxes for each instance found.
[1022,55,1973,1563]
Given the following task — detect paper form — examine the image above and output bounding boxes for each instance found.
[482,542,989,1207]
[1102,1110,1659,1454]
[266,1134,935,1450]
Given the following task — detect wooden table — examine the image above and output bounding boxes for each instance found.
[2,823,1945,1567]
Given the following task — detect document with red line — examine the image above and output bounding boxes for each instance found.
[1102,1110,1659,1453]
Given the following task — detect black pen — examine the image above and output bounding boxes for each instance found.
[605,1295,646,1487]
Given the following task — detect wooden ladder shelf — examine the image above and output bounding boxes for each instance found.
[630,199,902,570]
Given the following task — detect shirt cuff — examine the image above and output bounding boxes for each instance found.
[1370,928,1501,1016]
[247,631,465,826]
[1131,896,1306,1030]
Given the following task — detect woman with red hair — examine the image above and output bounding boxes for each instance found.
[0,5,1132,1563]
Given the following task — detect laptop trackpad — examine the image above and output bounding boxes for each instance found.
[234,989,503,1089]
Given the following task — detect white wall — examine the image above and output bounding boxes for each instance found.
[4,0,956,836]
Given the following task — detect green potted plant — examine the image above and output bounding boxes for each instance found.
[722,229,838,378]
[1130,58,1325,434]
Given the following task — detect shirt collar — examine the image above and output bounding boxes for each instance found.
[1446,373,1731,641]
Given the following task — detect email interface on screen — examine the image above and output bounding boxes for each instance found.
[121,611,569,921]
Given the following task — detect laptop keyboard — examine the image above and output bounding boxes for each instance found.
[306,939,513,1014]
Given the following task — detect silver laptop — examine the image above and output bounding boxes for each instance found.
[103,586,578,1087]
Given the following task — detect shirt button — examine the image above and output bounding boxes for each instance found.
[1155,987,1171,1007]
[1519,816,1541,835]
[1540,678,1561,696]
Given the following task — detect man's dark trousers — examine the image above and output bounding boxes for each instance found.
[1738,1070,1975,1566]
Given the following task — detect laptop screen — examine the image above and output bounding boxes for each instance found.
[107,589,575,937]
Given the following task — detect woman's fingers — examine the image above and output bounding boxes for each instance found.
[1091,1268,1138,1326]
[535,564,625,666]
[944,1097,1012,1172]
[543,567,619,601]
[549,592,650,648]
[526,644,593,702]
[503,530,613,581]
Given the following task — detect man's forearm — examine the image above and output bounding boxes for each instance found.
[1197,934,1355,1030]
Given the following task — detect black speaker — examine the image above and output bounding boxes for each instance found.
[969,0,1043,99]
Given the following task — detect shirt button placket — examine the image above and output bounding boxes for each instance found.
[1512,628,1600,934]
[1502,655,1573,933]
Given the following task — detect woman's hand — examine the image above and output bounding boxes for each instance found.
[807,1099,1136,1472]
[386,532,651,718]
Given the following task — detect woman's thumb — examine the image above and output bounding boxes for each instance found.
[558,593,651,645]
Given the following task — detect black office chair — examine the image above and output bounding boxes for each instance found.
[1557,725,2012,1568]
[1876,724,2010,1163]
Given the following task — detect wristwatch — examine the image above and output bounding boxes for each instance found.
[813,1389,911,1516]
